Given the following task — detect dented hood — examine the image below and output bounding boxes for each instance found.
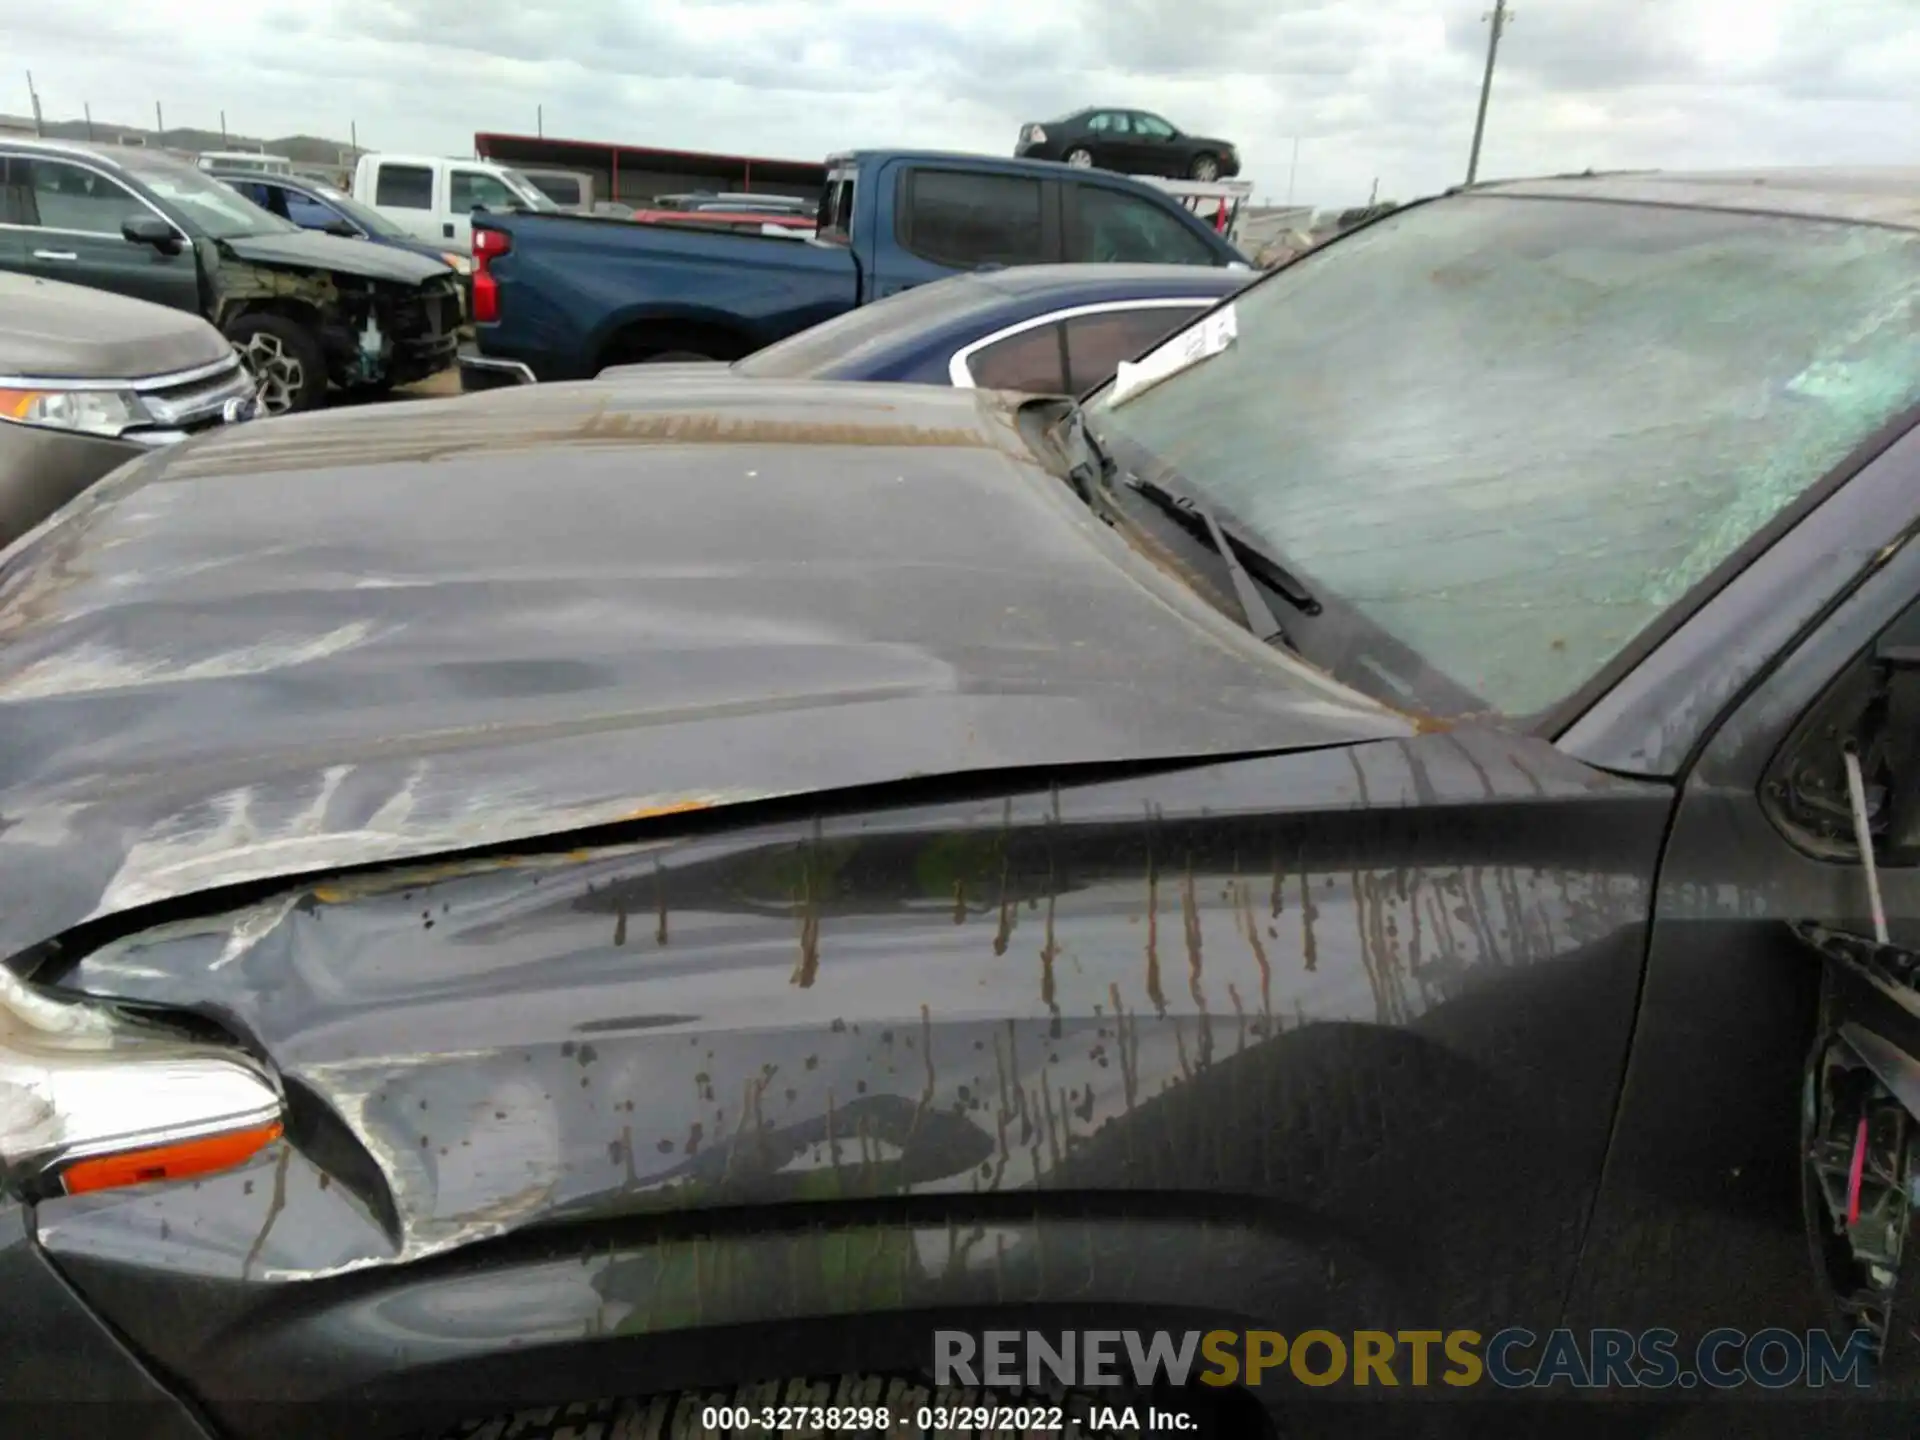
[222,230,451,287]
[0,377,1410,959]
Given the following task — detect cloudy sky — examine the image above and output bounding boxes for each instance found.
[5,0,1917,208]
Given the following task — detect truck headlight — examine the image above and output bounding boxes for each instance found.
[1,966,284,1202]
[0,387,152,440]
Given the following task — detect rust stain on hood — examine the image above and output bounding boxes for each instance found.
[157,378,1015,481]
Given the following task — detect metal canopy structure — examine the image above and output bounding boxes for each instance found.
[473,132,827,208]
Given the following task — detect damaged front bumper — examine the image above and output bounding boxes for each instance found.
[327,278,461,390]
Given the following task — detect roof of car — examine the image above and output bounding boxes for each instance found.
[964,263,1249,298]
[209,168,319,184]
[0,136,135,167]
[1471,166,1920,232]
[0,138,208,181]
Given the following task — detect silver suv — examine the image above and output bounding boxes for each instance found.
[0,270,257,551]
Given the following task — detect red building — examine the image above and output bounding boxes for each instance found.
[473,132,826,210]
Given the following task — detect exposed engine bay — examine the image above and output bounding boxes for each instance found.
[325,274,460,388]
[211,258,460,392]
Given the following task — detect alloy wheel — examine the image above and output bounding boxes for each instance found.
[237,332,305,415]
[1066,148,1094,167]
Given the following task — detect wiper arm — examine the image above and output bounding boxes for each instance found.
[1061,406,1114,504]
[1127,476,1319,646]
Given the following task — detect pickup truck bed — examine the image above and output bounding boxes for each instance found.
[466,149,1247,384]
[478,216,857,381]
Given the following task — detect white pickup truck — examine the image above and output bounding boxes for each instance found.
[350,153,559,250]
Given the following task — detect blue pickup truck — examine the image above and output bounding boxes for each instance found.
[460,149,1250,386]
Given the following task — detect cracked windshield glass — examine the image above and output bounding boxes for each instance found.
[1092,199,1920,718]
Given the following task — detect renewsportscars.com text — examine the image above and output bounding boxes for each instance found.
[934,1326,1878,1391]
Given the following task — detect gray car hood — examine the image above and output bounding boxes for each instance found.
[0,377,1409,959]
[0,271,233,380]
[223,229,450,286]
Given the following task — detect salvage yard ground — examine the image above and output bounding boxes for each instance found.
[388,368,463,401]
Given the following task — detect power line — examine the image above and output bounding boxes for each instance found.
[1464,0,1514,186]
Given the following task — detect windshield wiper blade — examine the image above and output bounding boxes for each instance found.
[1126,477,1318,646]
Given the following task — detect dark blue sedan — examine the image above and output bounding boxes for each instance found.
[599,263,1253,395]
[211,170,469,277]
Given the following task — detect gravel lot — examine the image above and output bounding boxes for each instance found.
[396,367,464,400]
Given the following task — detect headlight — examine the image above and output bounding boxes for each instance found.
[440,252,472,276]
[0,387,152,439]
[1,965,284,1202]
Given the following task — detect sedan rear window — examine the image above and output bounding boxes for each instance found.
[1063,304,1211,391]
[1091,195,1920,720]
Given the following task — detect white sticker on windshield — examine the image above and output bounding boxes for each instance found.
[1109,303,1238,408]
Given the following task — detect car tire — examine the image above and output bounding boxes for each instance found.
[1065,147,1095,168]
[226,313,328,415]
[1189,154,1221,181]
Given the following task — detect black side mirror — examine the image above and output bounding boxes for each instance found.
[122,214,182,255]
[323,219,360,238]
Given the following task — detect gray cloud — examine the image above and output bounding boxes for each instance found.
[1443,2,1707,90]
[5,0,1918,209]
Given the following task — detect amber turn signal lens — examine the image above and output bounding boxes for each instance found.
[60,1122,285,1196]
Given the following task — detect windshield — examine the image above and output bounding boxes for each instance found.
[122,151,299,239]
[1088,194,1920,720]
[498,168,561,213]
[308,182,410,239]
[736,273,1003,379]
[121,151,299,239]
[524,173,582,207]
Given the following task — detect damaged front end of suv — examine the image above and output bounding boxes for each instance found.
[0,137,461,416]
[210,255,461,412]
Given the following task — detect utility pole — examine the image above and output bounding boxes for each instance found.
[220,110,228,143]
[350,120,358,156]
[1465,0,1514,186]
[537,104,543,137]
[155,100,164,145]
[1286,136,1300,206]
[26,69,43,135]
[83,102,94,141]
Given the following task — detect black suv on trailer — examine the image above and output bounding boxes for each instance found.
[0,139,460,412]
